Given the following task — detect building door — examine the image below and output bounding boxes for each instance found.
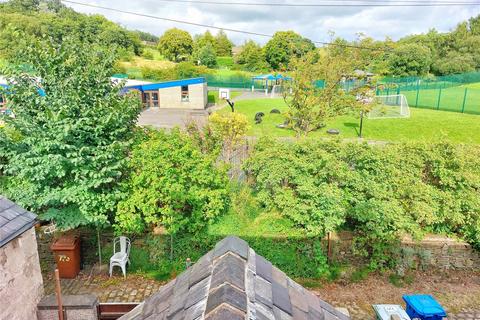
[142,91,159,108]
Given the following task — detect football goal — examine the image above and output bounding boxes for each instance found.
[368,94,410,119]
[270,85,283,98]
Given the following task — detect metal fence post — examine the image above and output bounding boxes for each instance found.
[415,81,420,107]
[437,88,442,110]
[461,88,468,113]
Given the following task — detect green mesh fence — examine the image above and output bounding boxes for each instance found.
[378,72,480,115]
[204,74,265,90]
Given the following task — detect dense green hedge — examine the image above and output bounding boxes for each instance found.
[244,139,480,269]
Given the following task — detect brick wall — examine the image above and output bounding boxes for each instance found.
[0,227,44,320]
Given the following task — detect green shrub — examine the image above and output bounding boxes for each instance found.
[115,129,230,236]
[245,139,480,268]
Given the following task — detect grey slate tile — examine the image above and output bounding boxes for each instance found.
[272,281,292,316]
[292,307,309,320]
[205,284,247,315]
[323,311,339,320]
[272,268,287,288]
[205,305,245,320]
[0,197,37,248]
[308,307,325,320]
[185,277,210,309]
[184,299,207,320]
[245,269,256,302]
[288,285,308,312]
[255,301,275,320]
[255,254,273,283]
[272,306,293,320]
[213,236,249,260]
[254,276,272,308]
[210,253,245,291]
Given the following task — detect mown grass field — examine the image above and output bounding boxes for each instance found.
[219,98,480,144]
[391,84,480,114]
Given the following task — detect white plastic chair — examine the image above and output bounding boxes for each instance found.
[109,236,131,278]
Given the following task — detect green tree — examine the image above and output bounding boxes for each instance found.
[432,52,476,75]
[0,37,141,230]
[283,50,358,136]
[115,129,230,235]
[197,42,218,68]
[215,30,233,56]
[194,30,216,52]
[387,43,432,76]
[235,40,269,72]
[264,31,316,70]
[209,112,249,161]
[158,28,193,62]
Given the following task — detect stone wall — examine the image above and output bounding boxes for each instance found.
[0,227,44,320]
[36,227,480,275]
[401,234,480,270]
[328,232,480,270]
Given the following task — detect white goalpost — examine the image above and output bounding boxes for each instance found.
[368,94,410,119]
[270,85,283,98]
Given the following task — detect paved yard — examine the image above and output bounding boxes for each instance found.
[314,269,480,320]
[138,108,208,129]
[43,268,480,319]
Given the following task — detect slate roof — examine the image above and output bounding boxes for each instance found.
[119,236,350,320]
[0,196,37,248]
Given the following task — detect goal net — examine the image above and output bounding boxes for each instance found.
[270,85,283,98]
[368,94,410,119]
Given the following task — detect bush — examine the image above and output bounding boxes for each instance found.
[244,139,480,268]
[115,129,230,236]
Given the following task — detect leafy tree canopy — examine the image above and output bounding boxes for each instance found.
[194,30,217,52]
[196,42,217,68]
[158,28,194,62]
[0,36,141,230]
[283,48,363,136]
[387,43,432,76]
[115,129,230,235]
[235,40,269,72]
[264,31,316,70]
[214,30,233,56]
[0,0,142,59]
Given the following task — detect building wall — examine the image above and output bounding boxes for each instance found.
[0,227,44,320]
[158,83,207,109]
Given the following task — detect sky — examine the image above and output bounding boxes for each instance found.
[63,0,480,45]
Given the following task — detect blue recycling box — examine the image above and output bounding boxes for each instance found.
[402,295,447,320]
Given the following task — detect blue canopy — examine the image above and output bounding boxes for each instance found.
[252,74,292,81]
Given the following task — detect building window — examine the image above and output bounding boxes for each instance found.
[181,85,189,102]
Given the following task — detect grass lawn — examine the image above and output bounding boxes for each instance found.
[218,98,480,144]
[396,85,480,114]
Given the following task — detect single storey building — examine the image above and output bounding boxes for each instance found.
[119,77,208,110]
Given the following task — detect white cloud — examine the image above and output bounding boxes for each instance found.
[65,0,480,45]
